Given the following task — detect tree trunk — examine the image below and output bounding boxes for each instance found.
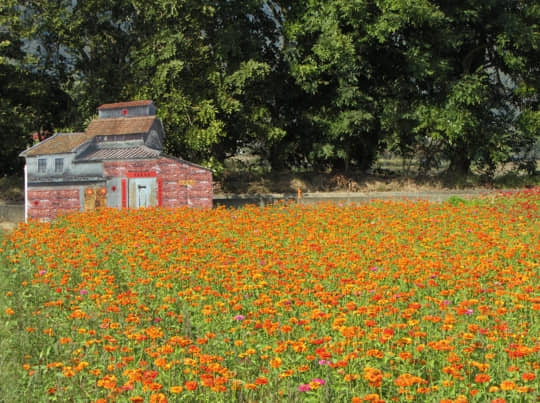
[448,151,471,175]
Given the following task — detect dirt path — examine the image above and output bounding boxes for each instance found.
[215,188,511,207]
[0,222,17,232]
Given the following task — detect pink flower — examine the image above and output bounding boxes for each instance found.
[234,315,245,321]
[298,383,310,392]
[312,378,325,385]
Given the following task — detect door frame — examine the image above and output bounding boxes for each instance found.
[121,171,163,208]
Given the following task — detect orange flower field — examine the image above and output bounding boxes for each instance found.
[1,189,539,402]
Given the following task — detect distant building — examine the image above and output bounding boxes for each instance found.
[20,100,212,221]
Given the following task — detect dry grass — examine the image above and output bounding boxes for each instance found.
[216,169,539,194]
[216,156,539,194]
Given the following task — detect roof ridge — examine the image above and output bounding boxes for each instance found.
[98,100,153,110]
[92,116,156,121]
[19,131,96,157]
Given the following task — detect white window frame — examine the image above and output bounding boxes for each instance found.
[54,158,64,173]
[38,158,47,173]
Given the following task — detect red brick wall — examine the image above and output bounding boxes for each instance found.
[104,157,212,208]
[27,187,80,221]
[104,160,161,178]
[26,158,211,221]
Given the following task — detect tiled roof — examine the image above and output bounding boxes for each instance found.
[85,116,156,136]
[20,132,92,156]
[98,100,153,110]
[76,146,161,161]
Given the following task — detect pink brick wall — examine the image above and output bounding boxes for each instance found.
[104,157,212,209]
[26,157,212,221]
[27,187,80,221]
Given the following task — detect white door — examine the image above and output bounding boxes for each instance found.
[129,178,157,208]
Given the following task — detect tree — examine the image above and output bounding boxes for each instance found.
[280,0,383,171]
[383,0,540,175]
[0,0,73,175]
[4,0,538,177]
[127,0,288,171]
[280,0,539,175]
[17,0,138,126]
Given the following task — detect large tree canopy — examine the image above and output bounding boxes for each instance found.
[1,0,73,174]
[2,0,538,176]
[281,0,539,174]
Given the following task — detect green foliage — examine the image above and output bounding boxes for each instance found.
[400,0,540,175]
[445,195,468,206]
[0,0,75,174]
[0,175,24,202]
[1,0,538,176]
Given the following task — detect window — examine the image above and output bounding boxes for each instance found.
[54,158,64,173]
[38,159,47,173]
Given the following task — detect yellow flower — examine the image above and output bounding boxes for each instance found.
[500,380,516,391]
[269,357,282,368]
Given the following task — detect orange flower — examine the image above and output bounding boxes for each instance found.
[281,325,293,333]
[398,351,412,361]
[269,357,282,368]
[474,373,490,383]
[344,373,359,382]
[97,375,117,390]
[394,373,427,387]
[62,366,75,377]
[366,349,384,359]
[521,372,536,382]
[500,380,515,391]
[361,394,384,402]
[279,369,294,378]
[147,382,163,391]
[363,367,383,388]
[184,381,198,391]
[149,393,167,403]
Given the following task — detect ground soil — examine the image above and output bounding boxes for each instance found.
[0,222,16,233]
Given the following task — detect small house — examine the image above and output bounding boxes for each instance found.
[20,100,212,221]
